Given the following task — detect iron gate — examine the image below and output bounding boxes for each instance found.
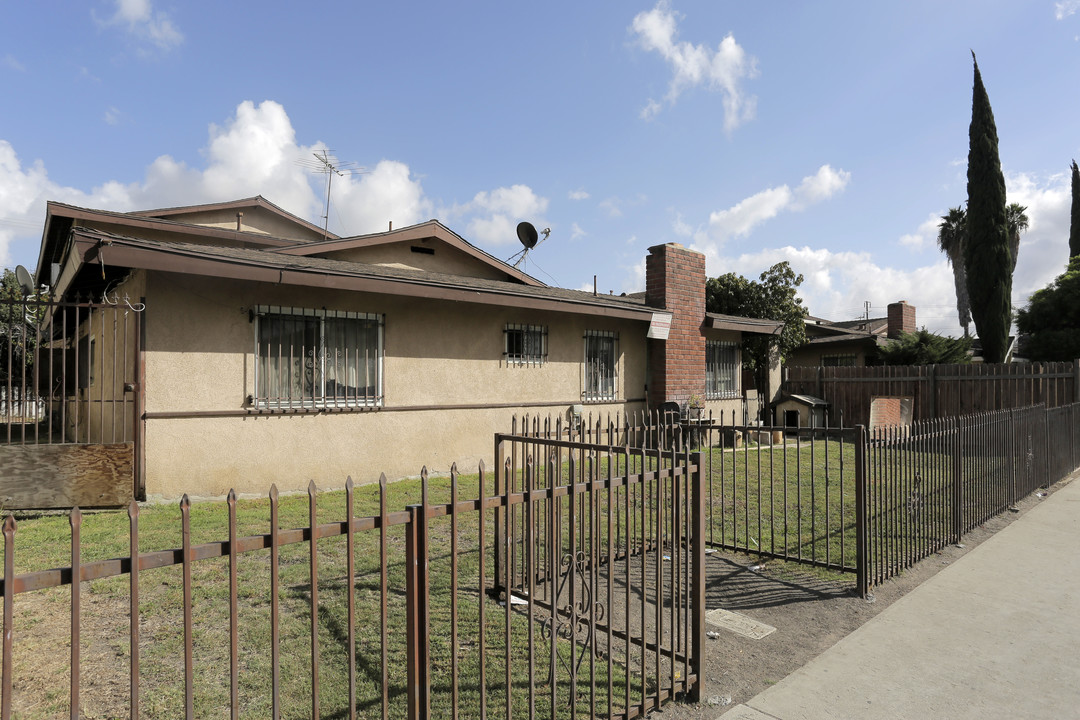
[0,295,143,508]
[493,430,707,717]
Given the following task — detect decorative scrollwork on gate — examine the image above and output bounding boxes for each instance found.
[540,550,607,690]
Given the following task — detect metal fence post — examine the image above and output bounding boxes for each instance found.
[854,426,868,598]
[690,451,706,703]
[405,505,430,720]
[493,435,506,598]
[952,416,963,542]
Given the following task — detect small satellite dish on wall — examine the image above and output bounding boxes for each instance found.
[14,265,34,297]
[516,221,539,249]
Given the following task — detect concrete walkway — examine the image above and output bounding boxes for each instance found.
[719,475,1080,720]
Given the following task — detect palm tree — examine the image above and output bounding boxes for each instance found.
[938,206,971,337]
[1006,203,1029,275]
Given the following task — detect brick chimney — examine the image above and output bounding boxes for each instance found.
[644,243,706,408]
[887,301,916,339]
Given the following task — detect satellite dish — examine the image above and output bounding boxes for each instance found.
[516,221,539,249]
[14,265,34,297]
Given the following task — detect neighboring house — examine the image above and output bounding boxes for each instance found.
[31,197,782,498]
[786,301,916,367]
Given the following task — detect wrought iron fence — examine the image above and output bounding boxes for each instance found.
[1,296,142,447]
[510,403,1080,599]
[493,432,706,718]
[0,441,705,719]
[858,403,1079,594]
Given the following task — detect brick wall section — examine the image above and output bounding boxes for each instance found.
[887,301,916,339]
[644,243,706,408]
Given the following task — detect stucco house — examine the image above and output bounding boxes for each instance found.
[32,196,782,499]
[786,301,917,367]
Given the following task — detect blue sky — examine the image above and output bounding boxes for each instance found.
[2,1,1078,336]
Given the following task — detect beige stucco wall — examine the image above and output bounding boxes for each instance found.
[152,206,327,242]
[321,240,511,281]
[137,271,649,497]
[787,339,875,368]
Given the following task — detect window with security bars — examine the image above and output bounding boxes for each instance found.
[583,330,618,402]
[504,324,547,365]
[254,306,383,408]
[705,341,738,399]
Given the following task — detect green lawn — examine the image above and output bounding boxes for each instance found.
[1,470,673,719]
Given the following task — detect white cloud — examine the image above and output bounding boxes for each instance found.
[675,169,1072,339]
[0,100,436,267]
[568,189,590,201]
[792,165,851,208]
[599,197,623,218]
[332,160,431,234]
[631,0,758,132]
[703,186,792,241]
[2,55,25,72]
[672,212,693,237]
[898,212,944,251]
[640,99,662,121]
[453,184,549,246]
[96,0,183,51]
[694,241,963,335]
[104,107,122,126]
[1005,170,1071,303]
[697,165,849,246]
[570,222,586,240]
[1056,1,1080,20]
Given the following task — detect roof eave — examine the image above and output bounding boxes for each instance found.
[69,232,653,322]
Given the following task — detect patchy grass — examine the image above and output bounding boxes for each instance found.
[1,472,664,719]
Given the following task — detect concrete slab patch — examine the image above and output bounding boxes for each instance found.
[705,608,777,640]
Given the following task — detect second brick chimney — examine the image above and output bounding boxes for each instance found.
[887,301,916,339]
[644,243,706,408]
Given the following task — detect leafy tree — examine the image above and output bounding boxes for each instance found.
[1015,257,1080,361]
[938,206,971,336]
[965,53,1011,364]
[1070,159,1080,261]
[705,261,807,387]
[875,329,972,366]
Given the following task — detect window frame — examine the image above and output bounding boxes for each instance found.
[705,340,739,400]
[252,305,384,410]
[583,330,619,403]
[503,323,548,366]
[822,354,857,367]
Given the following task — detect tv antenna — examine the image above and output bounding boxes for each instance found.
[297,150,365,239]
[508,221,551,269]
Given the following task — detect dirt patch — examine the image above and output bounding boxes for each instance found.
[651,486,1056,718]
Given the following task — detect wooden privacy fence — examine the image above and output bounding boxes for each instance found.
[783,361,1080,427]
[0,443,705,719]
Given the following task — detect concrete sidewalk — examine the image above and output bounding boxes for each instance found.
[718,475,1080,720]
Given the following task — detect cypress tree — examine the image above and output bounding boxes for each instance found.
[965,53,1011,363]
[1070,159,1080,261]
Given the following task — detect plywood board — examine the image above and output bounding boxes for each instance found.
[0,443,133,509]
